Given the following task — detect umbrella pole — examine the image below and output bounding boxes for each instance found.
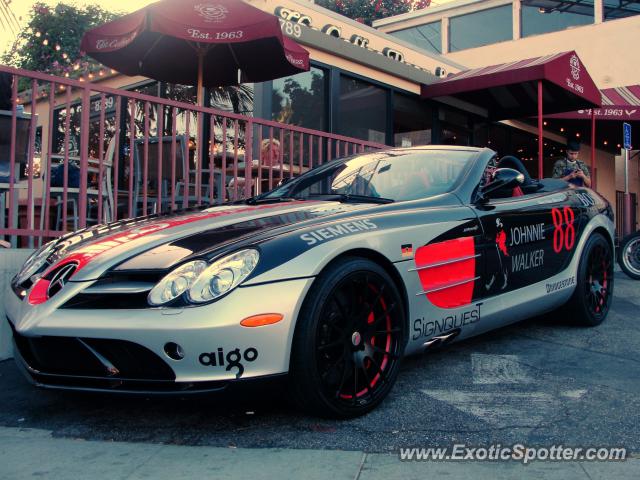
[591,110,596,190]
[538,80,543,180]
[197,50,204,107]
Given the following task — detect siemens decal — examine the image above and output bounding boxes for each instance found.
[300,220,378,245]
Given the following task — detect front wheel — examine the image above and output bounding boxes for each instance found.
[289,258,406,418]
[617,231,640,280]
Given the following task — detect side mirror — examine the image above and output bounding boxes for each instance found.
[478,168,525,202]
[276,176,293,188]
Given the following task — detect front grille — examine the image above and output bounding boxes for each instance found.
[61,271,164,309]
[61,292,151,309]
[9,320,175,381]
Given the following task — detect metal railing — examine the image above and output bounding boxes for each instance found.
[0,65,386,248]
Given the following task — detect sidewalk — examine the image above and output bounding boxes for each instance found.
[1,427,638,480]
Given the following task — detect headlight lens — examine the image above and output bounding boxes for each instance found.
[187,249,259,303]
[148,260,208,306]
[15,240,56,284]
[147,249,259,306]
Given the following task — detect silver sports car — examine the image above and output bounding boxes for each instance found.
[6,146,615,417]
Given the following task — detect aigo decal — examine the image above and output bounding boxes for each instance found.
[551,207,576,253]
[198,347,259,379]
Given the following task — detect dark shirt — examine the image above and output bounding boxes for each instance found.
[552,158,590,187]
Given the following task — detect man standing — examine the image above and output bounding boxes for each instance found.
[552,140,592,188]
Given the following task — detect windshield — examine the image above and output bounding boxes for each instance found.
[260,149,476,202]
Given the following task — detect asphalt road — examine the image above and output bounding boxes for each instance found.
[1,270,638,455]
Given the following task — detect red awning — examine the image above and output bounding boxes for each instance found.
[421,51,601,120]
[549,85,640,121]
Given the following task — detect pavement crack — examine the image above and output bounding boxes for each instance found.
[353,452,367,480]
[578,461,595,480]
[122,443,167,480]
[513,333,640,365]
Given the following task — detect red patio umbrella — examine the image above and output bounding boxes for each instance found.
[80,0,310,104]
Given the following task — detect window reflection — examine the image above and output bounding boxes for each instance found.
[338,76,387,144]
[449,6,512,51]
[271,67,326,130]
[521,3,592,37]
[389,21,442,54]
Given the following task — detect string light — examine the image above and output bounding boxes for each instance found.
[560,127,565,132]
[55,44,61,51]
[617,144,621,148]
[604,140,608,145]
[543,121,547,126]
[35,31,41,38]
[42,39,48,46]
[575,133,580,137]
[62,53,68,59]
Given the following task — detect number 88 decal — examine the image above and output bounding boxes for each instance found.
[551,207,575,253]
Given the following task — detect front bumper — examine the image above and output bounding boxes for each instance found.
[5,277,314,393]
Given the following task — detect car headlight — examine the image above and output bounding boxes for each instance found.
[148,260,208,306]
[147,249,260,306]
[15,240,57,285]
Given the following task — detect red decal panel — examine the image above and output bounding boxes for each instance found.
[414,237,476,308]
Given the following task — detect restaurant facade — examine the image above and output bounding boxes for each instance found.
[13,0,640,235]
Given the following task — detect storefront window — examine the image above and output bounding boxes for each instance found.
[338,76,387,144]
[389,21,442,54]
[604,0,640,20]
[449,6,513,52]
[438,105,470,146]
[521,4,592,37]
[393,93,433,147]
[271,67,326,131]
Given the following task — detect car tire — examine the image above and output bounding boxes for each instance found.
[289,257,406,418]
[565,232,614,326]
[617,231,640,280]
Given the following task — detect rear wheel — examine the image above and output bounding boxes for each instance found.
[617,231,640,280]
[289,258,406,418]
[566,233,614,326]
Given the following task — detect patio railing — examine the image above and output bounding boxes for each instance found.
[0,65,386,248]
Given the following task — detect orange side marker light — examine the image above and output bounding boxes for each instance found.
[240,314,284,328]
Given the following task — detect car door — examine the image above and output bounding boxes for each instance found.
[473,192,571,299]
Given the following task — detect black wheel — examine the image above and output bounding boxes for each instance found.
[289,257,406,418]
[617,231,640,280]
[566,233,614,326]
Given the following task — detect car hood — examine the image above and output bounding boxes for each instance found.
[39,201,368,281]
